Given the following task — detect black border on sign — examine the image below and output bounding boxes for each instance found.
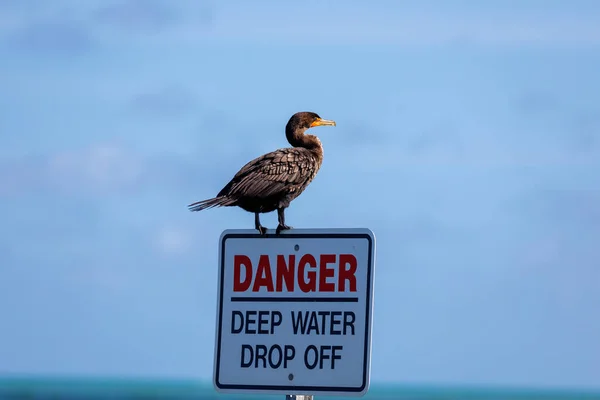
[214,231,374,394]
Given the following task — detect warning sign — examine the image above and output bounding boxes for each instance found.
[213,228,376,397]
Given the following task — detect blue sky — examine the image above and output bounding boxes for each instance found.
[1,0,600,391]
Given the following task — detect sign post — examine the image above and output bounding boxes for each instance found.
[213,228,376,397]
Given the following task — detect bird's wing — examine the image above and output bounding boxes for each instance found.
[217,148,316,199]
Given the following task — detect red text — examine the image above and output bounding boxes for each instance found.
[233,253,358,293]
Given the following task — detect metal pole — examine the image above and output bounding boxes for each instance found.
[286,396,313,400]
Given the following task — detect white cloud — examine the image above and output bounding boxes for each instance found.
[155,226,192,255]
[48,144,143,191]
[0,141,225,197]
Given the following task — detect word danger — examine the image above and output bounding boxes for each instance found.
[233,253,358,292]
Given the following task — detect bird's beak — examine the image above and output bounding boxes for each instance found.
[311,118,336,128]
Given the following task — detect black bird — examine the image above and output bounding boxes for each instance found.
[188,111,336,235]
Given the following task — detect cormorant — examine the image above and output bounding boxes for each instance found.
[187,111,336,235]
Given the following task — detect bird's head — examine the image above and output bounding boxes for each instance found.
[287,111,336,133]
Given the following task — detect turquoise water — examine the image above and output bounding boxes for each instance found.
[1,377,599,400]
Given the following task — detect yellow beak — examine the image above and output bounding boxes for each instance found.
[310,118,336,128]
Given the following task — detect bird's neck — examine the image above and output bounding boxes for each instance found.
[286,127,323,153]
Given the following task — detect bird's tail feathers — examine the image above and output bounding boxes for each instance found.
[188,196,236,212]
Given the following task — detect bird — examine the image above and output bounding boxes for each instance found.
[187,111,336,235]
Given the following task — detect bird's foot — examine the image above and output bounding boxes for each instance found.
[276,224,293,235]
[256,225,267,236]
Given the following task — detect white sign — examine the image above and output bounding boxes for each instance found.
[213,228,376,397]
